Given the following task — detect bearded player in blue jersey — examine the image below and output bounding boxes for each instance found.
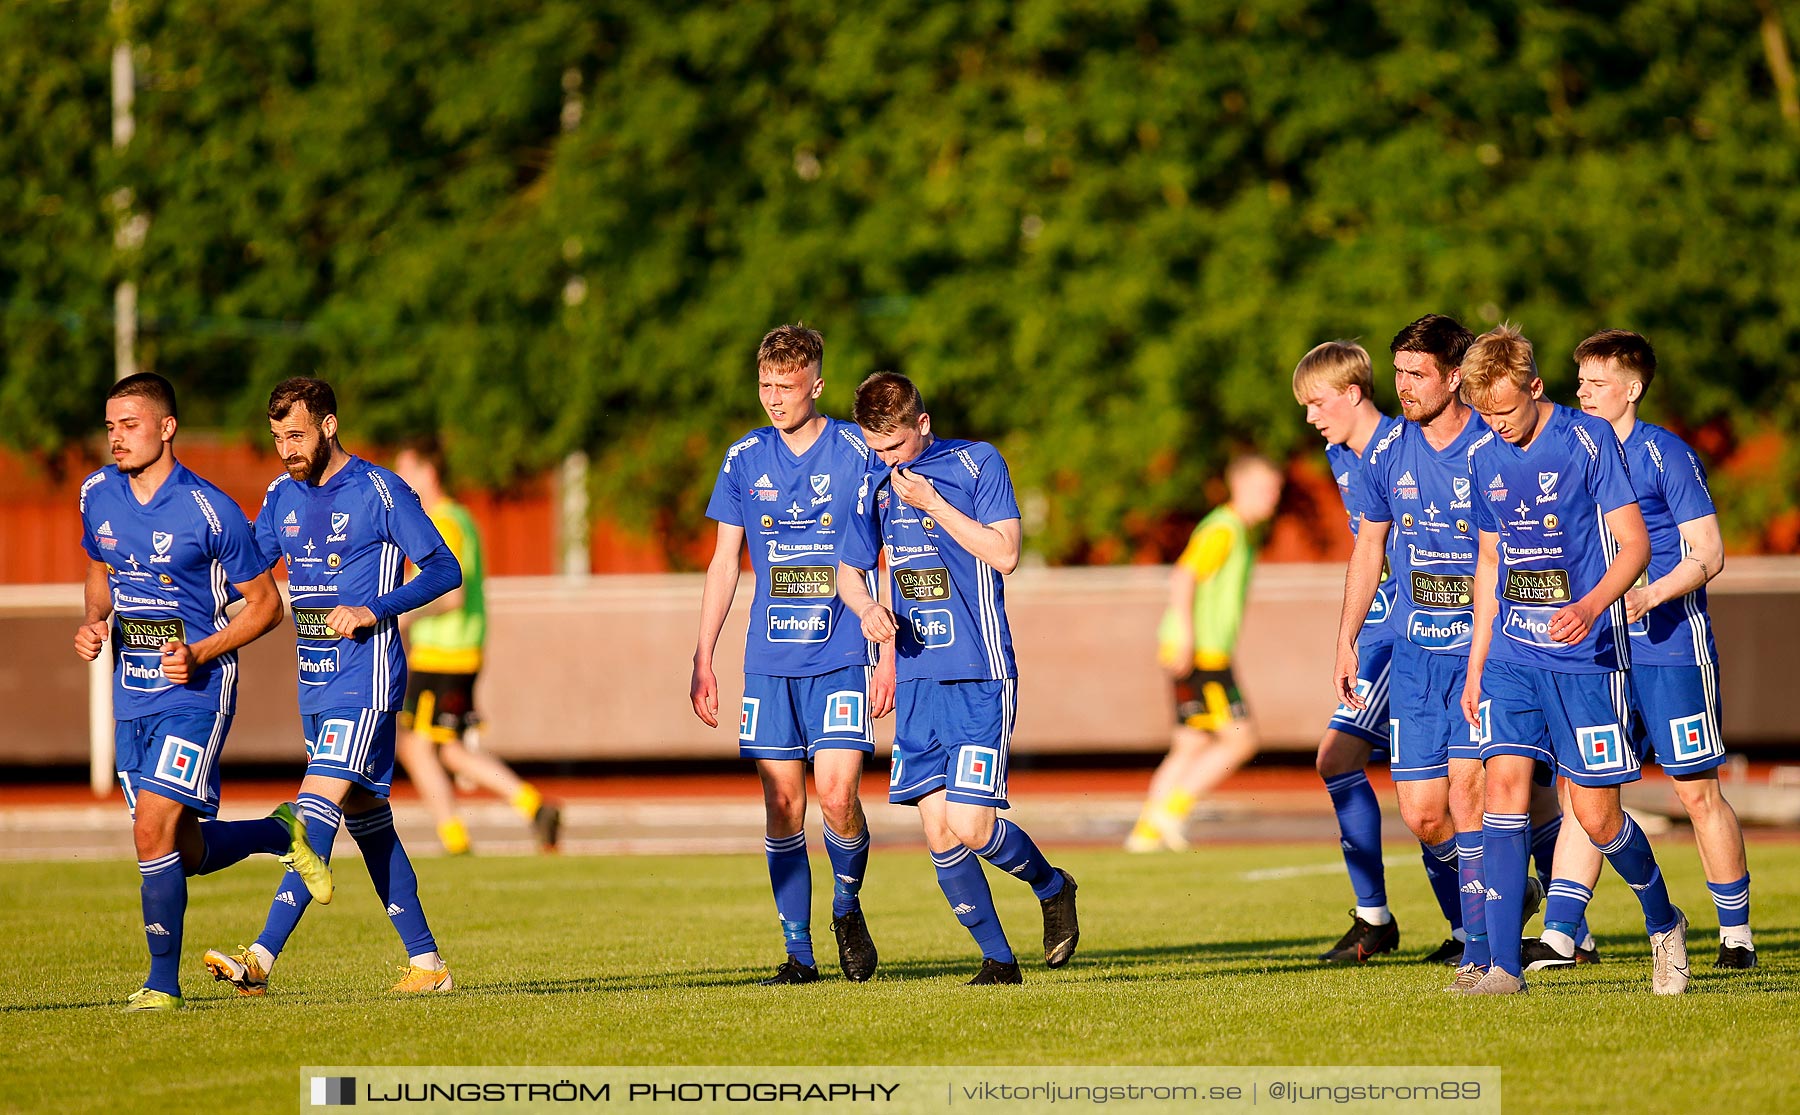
[1459,325,1688,996]
[1335,317,1564,982]
[837,372,1078,986]
[1514,330,1755,973]
[204,377,463,996]
[1295,341,1466,964]
[691,324,892,986]
[76,373,329,1012]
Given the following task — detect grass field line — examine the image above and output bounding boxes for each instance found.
[1239,855,1413,881]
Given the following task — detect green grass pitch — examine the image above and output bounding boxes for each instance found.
[2,842,1796,1113]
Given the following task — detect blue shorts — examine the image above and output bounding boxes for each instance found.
[116,710,230,817]
[1630,663,1726,775]
[1327,638,1394,749]
[302,708,397,796]
[1478,660,1638,787]
[739,664,875,762]
[890,678,1015,809]
[1387,641,1481,782]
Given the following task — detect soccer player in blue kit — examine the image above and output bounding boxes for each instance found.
[204,377,463,995]
[76,373,329,1011]
[1295,341,1464,964]
[1458,325,1688,996]
[836,372,1078,985]
[1334,317,1557,982]
[691,325,892,985]
[1516,330,1755,971]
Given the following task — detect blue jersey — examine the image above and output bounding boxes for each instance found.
[705,418,878,678]
[1356,410,1490,656]
[1623,420,1717,666]
[1469,404,1638,674]
[1327,413,1403,643]
[79,462,266,717]
[841,437,1020,683]
[253,457,452,713]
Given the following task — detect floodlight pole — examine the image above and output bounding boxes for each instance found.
[92,0,136,797]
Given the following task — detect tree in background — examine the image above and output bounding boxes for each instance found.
[4,0,1797,561]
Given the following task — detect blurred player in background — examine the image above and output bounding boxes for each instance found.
[838,371,1079,986]
[76,372,328,1011]
[692,325,890,985]
[204,377,463,996]
[1460,325,1687,996]
[392,441,562,856]
[1292,341,1457,963]
[1126,454,1283,852]
[1520,330,1754,972]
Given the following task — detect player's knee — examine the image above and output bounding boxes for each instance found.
[1673,776,1725,821]
[1315,736,1362,779]
[1398,800,1449,842]
[950,814,995,850]
[762,790,806,831]
[816,787,859,832]
[1571,796,1623,845]
[131,813,176,860]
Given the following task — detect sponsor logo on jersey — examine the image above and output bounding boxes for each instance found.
[332,512,350,535]
[155,733,207,792]
[1411,571,1474,610]
[1456,518,1470,533]
[1577,723,1627,772]
[1394,471,1419,500]
[96,520,114,536]
[895,566,952,602]
[1536,471,1560,503]
[723,436,759,474]
[1487,475,1508,502]
[1509,500,1538,527]
[1543,513,1560,532]
[954,746,1000,793]
[118,616,185,651]
[768,565,835,598]
[121,651,170,692]
[780,501,816,528]
[1365,588,1390,626]
[1473,700,1492,746]
[296,644,341,685]
[823,690,865,734]
[956,448,982,478]
[1670,714,1718,762]
[147,531,175,564]
[820,512,833,529]
[1401,513,1415,528]
[311,718,356,762]
[1502,568,1571,605]
[327,553,341,569]
[760,514,774,529]
[767,604,832,643]
[1501,605,1562,647]
[739,697,761,741]
[1452,476,1472,503]
[283,509,300,536]
[921,516,936,531]
[293,608,342,640]
[810,474,832,506]
[750,472,779,502]
[1407,609,1473,650]
[910,608,955,648]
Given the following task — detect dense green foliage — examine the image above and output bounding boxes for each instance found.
[4,1,1798,560]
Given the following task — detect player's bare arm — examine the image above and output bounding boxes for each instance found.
[1461,529,1502,725]
[1333,517,1390,706]
[690,522,746,727]
[890,468,1022,575]
[1550,502,1648,645]
[160,571,285,685]
[837,560,897,643]
[1626,512,1723,623]
[74,558,113,661]
[868,561,897,719]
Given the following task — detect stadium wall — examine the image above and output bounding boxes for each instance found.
[5,559,1799,768]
